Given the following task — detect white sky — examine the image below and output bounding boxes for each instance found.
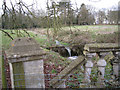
[0,0,119,15]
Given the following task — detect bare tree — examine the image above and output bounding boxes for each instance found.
[1,0,36,38]
[97,10,106,24]
[107,10,118,24]
[77,3,95,25]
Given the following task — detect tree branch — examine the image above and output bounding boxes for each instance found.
[0,29,14,40]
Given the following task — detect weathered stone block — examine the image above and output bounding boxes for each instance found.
[6,37,46,88]
[24,60,45,88]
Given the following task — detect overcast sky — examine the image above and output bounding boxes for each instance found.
[0,0,119,14]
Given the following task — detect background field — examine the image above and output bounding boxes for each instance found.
[1,25,118,50]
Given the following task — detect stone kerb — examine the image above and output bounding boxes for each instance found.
[5,37,46,88]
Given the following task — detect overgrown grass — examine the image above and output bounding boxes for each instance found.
[57,25,118,44]
[1,30,56,50]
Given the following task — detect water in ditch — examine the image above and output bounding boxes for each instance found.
[55,40,78,60]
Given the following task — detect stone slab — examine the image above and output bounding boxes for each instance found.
[84,43,120,53]
[6,37,47,60]
[24,60,45,88]
[50,56,85,87]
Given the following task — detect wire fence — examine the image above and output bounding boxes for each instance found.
[11,71,120,88]
[7,63,119,88]
[2,51,120,88]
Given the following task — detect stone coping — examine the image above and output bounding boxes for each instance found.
[84,43,120,53]
[5,37,47,61]
[6,50,47,59]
